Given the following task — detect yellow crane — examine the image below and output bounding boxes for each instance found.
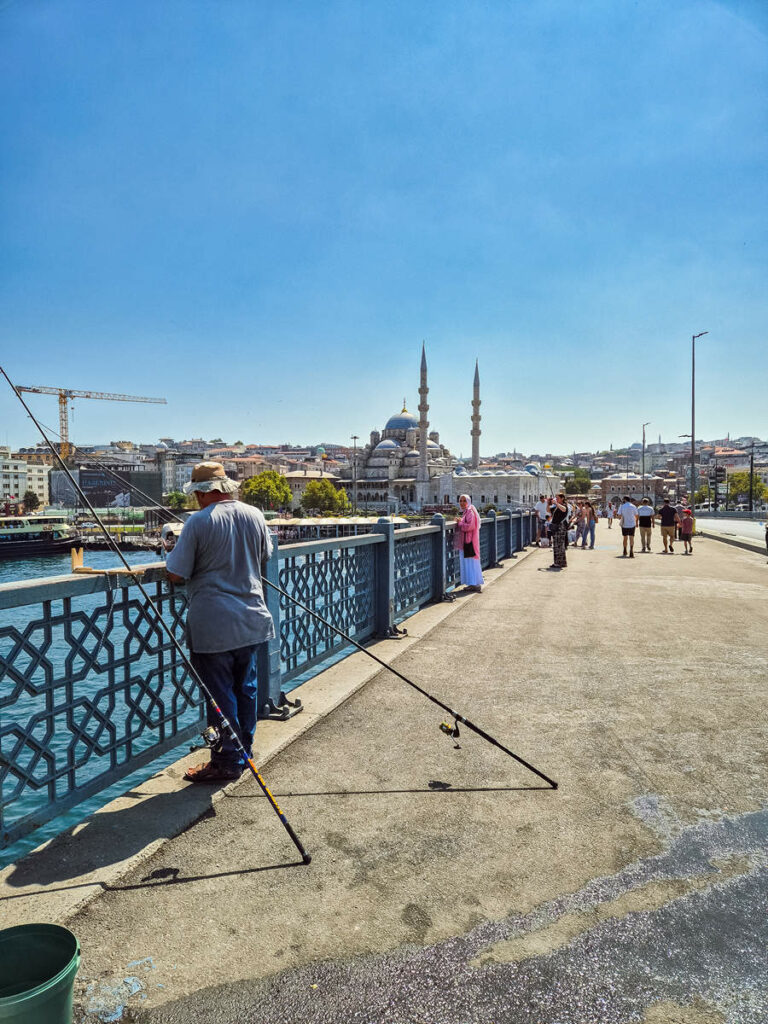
[16,384,167,459]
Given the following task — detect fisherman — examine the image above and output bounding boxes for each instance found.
[166,462,275,782]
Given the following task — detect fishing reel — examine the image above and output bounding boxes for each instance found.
[439,719,461,748]
[190,725,221,753]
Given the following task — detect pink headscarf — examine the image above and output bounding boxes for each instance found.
[454,494,480,557]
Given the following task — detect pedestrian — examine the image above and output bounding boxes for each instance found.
[657,498,680,554]
[166,461,275,783]
[546,493,569,570]
[606,502,615,529]
[583,501,598,549]
[534,493,548,546]
[571,501,587,547]
[680,508,694,554]
[455,494,483,592]
[636,496,655,553]
[617,495,639,558]
[675,499,685,540]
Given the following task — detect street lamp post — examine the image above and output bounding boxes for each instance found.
[350,435,359,514]
[749,439,755,512]
[641,421,651,498]
[690,331,708,502]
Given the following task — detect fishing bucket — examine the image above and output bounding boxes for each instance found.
[0,923,80,1023]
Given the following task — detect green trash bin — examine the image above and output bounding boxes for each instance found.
[0,923,80,1024]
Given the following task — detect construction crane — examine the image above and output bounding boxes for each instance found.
[16,384,167,459]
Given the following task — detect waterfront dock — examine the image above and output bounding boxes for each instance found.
[3,526,766,1022]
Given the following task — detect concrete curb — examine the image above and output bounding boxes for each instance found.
[697,530,767,557]
[0,546,538,927]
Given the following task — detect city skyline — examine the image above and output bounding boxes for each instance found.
[1,1,767,453]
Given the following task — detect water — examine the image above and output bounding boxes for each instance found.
[0,549,199,868]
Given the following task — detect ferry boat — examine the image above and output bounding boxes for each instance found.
[0,514,80,558]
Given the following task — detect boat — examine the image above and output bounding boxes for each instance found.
[0,513,81,558]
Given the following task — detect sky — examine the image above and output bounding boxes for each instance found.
[1,0,766,457]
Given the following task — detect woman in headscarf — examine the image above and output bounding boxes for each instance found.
[454,494,483,592]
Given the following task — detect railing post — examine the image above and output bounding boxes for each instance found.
[258,537,284,714]
[504,508,517,558]
[430,513,446,601]
[488,509,501,567]
[374,517,396,637]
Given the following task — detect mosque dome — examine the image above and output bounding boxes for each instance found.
[524,463,541,475]
[374,439,400,451]
[454,466,466,475]
[494,470,506,476]
[404,450,419,459]
[384,405,419,431]
[426,440,440,450]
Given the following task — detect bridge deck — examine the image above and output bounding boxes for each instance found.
[6,526,768,1023]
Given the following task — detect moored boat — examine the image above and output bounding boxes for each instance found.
[0,513,81,558]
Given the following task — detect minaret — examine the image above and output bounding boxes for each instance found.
[418,343,429,484]
[471,359,481,470]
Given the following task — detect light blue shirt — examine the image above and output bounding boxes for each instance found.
[166,500,275,653]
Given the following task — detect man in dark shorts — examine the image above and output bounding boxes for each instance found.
[616,495,638,558]
[636,496,655,552]
[657,498,680,554]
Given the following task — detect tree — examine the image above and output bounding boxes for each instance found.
[299,479,348,514]
[165,491,190,510]
[241,470,292,511]
[726,470,767,506]
[22,489,40,512]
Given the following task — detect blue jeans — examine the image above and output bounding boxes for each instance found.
[583,521,596,547]
[190,643,263,768]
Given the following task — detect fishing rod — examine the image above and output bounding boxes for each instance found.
[50,441,558,790]
[1,367,312,864]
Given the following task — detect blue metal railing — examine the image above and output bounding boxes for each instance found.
[0,510,536,846]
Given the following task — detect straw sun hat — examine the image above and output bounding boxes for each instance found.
[183,461,240,495]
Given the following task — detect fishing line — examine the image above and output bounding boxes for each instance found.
[51,442,558,789]
[1,367,312,864]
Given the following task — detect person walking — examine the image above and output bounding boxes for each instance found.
[546,493,569,570]
[534,493,548,546]
[166,462,275,782]
[617,495,639,558]
[455,494,484,591]
[571,501,587,548]
[657,498,680,554]
[680,508,694,554]
[606,502,615,529]
[636,496,655,553]
[583,501,598,549]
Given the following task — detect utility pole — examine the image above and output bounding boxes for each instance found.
[690,331,708,501]
[350,435,359,514]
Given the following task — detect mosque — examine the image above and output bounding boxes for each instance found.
[341,346,558,512]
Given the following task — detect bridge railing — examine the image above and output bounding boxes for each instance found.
[0,510,536,847]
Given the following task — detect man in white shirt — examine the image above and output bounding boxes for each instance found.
[617,495,639,558]
[533,494,548,546]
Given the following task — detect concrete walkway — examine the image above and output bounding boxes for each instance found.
[14,526,768,1022]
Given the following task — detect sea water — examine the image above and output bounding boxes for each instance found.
[0,550,201,867]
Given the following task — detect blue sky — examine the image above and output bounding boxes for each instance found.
[1,0,766,457]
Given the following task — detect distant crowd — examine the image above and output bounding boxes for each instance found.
[533,494,695,571]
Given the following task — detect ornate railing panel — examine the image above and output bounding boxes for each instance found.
[393,531,433,618]
[511,515,522,552]
[445,525,460,588]
[0,573,199,848]
[277,539,377,684]
[479,521,491,568]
